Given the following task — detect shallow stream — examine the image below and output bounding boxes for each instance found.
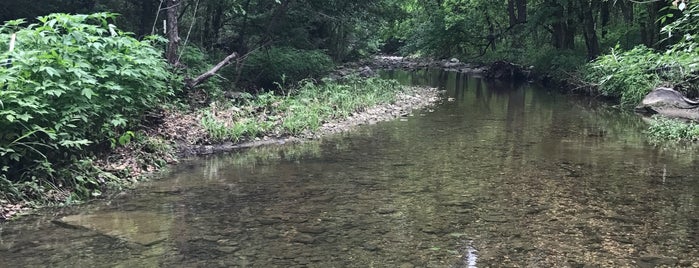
[1,70,698,267]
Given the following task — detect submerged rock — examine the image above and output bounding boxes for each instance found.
[291,233,316,244]
[637,255,679,268]
[53,211,171,246]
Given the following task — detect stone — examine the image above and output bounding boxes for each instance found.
[399,262,415,268]
[636,87,699,121]
[376,208,397,214]
[638,255,679,268]
[292,234,316,244]
[297,225,326,234]
[217,246,239,254]
[481,214,509,223]
[257,217,283,225]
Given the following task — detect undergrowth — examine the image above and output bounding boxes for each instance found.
[646,117,699,142]
[200,76,403,141]
[0,13,171,205]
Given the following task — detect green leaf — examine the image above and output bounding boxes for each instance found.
[40,66,60,77]
[81,88,95,99]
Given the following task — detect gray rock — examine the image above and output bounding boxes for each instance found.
[292,234,316,244]
[359,66,377,77]
[297,225,326,234]
[638,255,679,268]
[217,246,239,254]
[636,87,699,121]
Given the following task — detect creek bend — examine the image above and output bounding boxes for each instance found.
[1,70,698,267]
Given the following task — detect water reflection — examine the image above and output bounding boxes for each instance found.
[1,70,698,267]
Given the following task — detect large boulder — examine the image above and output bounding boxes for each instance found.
[635,87,699,121]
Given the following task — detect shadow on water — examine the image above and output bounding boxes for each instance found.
[1,70,698,267]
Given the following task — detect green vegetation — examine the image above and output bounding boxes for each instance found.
[0,13,171,204]
[647,117,699,142]
[239,46,334,89]
[201,77,403,141]
[583,46,662,106]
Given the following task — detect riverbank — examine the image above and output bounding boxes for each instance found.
[0,76,442,221]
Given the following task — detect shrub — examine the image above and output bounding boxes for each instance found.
[646,117,699,142]
[0,13,171,200]
[240,46,334,89]
[583,45,661,106]
[584,44,699,106]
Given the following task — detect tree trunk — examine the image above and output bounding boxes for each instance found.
[600,0,610,38]
[208,1,224,49]
[516,0,527,23]
[620,0,634,23]
[642,2,662,48]
[186,52,238,89]
[138,0,156,37]
[580,0,600,60]
[507,0,517,27]
[166,0,181,66]
[508,0,527,25]
[551,2,575,50]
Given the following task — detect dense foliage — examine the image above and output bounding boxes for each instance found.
[584,2,699,107]
[239,46,334,89]
[0,13,170,202]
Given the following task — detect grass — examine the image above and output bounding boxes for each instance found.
[200,76,404,141]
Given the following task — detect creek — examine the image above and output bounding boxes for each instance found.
[1,69,697,267]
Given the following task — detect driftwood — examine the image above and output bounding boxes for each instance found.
[185,52,238,89]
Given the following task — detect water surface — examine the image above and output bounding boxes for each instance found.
[1,70,697,267]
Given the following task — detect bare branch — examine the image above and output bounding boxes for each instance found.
[185,52,238,89]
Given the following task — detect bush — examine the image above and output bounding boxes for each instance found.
[240,46,334,89]
[583,45,661,106]
[646,117,699,142]
[0,13,171,200]
[584,44,699,107]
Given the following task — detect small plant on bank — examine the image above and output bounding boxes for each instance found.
[646,117,699,142]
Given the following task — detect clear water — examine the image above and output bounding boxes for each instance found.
[1,70,697,267]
